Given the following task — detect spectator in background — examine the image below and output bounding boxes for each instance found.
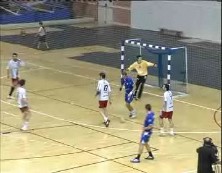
[37,21,49,49]
[196,137,220,173]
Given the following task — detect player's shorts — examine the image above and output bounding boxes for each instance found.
[125,92,134,104]
[99,100,108,108]
[39,35,46,42]
[11,77,19,85]
[140,131,152,144]
[160,111,173,119]
[19,106,29,113]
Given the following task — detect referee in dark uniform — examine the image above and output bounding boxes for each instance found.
[127,55,157,100]
[196,137,220,173]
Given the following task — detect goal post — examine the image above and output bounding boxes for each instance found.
[120,38,188,94]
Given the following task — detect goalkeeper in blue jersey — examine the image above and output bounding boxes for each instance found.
[119,71,136,118]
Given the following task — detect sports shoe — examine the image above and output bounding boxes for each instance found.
[129,110,136,118]
[145,156,154,160]
[21,125,28,131]
[169,131,175,136]
[159,132,166,137]
[104,119,110,127]
[130,158,140,163]
[159,128,165,136]
[20,122,29,131]
[7,95,14,99]
[130,114,137,119]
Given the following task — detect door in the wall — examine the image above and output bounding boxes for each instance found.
[98,0,113,24]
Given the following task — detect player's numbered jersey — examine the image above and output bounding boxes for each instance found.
[164,91,173,112]
[17,87,28,108]
[97,79,111,101]
[7,59,21,79]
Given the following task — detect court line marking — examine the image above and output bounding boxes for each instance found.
[214,106,221,128]
[0,115,153,173]
[0,67,45,79]
[26,62,221,113]
[2,111,18,117]
[1,65,219,172]
[1,103,221,134]
[182,170,196,173]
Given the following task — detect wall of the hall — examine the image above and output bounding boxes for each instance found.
[72,1,220,42]
[73,1,98,20]
[131,1,221,42]
[72,1,131,26]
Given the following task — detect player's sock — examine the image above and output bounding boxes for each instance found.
[100,112,108,122]
[104,116,108,122]
[160,128,164,133]
[21,121,29,131]
[9,87,15,96]
[148,151,153,157]
[136,154,141,159]
[131,109,136,114]
[170,128,174,135]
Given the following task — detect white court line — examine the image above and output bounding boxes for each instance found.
[143,91,221,112]
[1,101,221,134]
[2,111,18,117]
[0,67,45,79]
[26,62,221,113]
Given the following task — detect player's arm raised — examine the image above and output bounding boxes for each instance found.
[146,61,157,67]
[127,62,136,72]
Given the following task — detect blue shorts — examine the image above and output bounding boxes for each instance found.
[140,131,152,144]
[125,92,134,104]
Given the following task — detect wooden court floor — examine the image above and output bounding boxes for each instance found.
[0,28,221,173]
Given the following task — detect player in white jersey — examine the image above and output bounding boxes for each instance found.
[16,79,31,131]
[95,72,112,127]
[6,53,24,99]
[37,21,49,49]
[159,84,174,136]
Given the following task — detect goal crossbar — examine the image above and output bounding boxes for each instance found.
[120,38,188,92]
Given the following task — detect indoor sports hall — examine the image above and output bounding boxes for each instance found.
[0,1,221,173]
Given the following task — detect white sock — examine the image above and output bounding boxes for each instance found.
[100,112,108,122]
[170,128,174,132]
[23,121,29,126]
[131,110,136,115]
[160,128,164,133]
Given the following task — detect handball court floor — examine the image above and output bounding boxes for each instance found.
[0,24,221,173]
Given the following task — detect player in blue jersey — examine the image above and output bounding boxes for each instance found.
[131,104,155,163]
[119,71,136,118]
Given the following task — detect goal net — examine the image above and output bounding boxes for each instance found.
[121,39,188,94]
